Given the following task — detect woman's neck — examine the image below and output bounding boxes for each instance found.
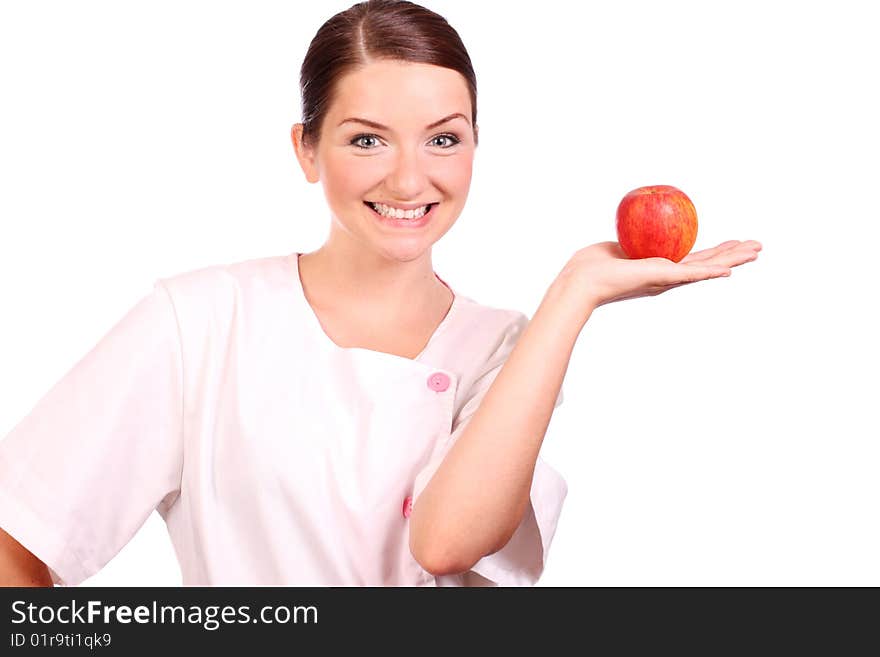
[297,246,451,321]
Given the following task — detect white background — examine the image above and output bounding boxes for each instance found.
[1,0,877,586]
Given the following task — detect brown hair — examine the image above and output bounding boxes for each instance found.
[298,0,478,149]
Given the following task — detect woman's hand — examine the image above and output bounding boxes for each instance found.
[562,240,763,309]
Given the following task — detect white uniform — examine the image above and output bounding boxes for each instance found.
[0,252,567,586]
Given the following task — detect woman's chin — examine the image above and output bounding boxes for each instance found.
[374,239,432,264]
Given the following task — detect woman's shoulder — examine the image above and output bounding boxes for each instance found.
[159,255,291,287]
[152,253,296,329]
[158,252,292,294]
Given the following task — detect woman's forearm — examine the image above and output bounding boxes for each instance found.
[0,527,53,587]
[409,267,595,575]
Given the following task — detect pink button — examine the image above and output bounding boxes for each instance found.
[402,496,413,519]
[427,372,450,392]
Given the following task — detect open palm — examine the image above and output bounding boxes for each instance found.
[568,240,763,308]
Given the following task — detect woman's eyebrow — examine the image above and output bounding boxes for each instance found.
[337,113,470,130]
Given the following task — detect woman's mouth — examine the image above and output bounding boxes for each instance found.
[364,201,438,227]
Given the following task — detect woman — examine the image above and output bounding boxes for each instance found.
[0,0,760,587]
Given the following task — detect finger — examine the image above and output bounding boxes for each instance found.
[663,240,762,287]
[676,263,732,282]
[660,266,731,291]
[680,240,742,264]
[705,242,762,268]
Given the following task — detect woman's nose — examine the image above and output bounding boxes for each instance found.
[385,148,428,198]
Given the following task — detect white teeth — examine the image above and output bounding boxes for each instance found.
[369,202,431,220]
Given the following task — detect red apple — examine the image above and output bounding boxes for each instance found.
[616,185,698,263]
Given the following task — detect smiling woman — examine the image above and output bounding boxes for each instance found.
[0,0,571,589]
[0,0,762,591]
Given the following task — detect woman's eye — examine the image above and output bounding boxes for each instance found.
[431,134,461,148]
[351,134,381,149]
[349,133,462,150]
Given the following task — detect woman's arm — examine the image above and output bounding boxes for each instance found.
[409,240,762,575]
[409,266,590,575]
[0,526,53,586]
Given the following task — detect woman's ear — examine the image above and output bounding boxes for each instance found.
[291,123,320,183]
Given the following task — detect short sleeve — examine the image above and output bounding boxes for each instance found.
[0,280,185,586]
[412,312,567,587]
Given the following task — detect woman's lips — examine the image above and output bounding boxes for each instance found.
[364,201,437,228]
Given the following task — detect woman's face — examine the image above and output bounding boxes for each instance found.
[292,60,477,263]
